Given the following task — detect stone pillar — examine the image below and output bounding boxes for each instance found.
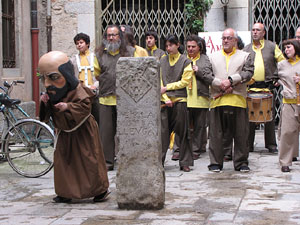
[115,57,165,210]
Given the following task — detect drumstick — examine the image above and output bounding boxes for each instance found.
[188,60,193,90]
[296,73,300,106]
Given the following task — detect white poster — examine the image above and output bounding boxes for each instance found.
[198,31,251,56]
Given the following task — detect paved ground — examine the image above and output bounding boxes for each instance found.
[1,131,300,225]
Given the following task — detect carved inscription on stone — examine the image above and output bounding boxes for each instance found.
[115,57,165,210]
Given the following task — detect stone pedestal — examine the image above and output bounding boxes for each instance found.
[115,57,165,210]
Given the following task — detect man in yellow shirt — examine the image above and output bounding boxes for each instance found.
[71,32,100,125]
[208,28,254,173]
[145,30,165,60]
[244,23,285,153]
[94,25,135,171]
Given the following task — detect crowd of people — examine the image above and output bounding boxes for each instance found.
[37,23,300,203]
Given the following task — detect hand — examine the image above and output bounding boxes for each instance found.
[40,93,49,103]
[192,65,199,72]
[165,100,173,107]
[293,76,300,83]
[90,85,97,90]
[224,86,233,94]
[54,102,68,112]
[274,82,280,87]
[220,79,231,91]
[161,86,167,94]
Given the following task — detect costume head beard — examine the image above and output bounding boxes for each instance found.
[46,61,79,104]
[47,84,69,104]
[103,39,121,52]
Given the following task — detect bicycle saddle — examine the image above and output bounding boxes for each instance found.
[0,98,21,107]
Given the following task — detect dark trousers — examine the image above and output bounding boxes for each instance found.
[248,120,277,151]
[208,106,249,170]
[173,108,208,156]
[161,102,193,167]
[99,104,117,166]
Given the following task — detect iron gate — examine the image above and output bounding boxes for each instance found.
[251,0,300,122]
[95,0,190,49]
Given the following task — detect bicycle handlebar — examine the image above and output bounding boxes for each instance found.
[2,80,25,95]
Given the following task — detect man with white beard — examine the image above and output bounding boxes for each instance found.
[94,25,135,171]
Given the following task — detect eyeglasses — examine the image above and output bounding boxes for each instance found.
[221,36,234,41]
[39,72,62,82]
[106,33,119,38]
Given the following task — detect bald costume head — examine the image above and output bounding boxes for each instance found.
[38,51,79,104]
[38,51,69,75]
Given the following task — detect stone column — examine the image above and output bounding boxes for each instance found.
[115,57,165,210]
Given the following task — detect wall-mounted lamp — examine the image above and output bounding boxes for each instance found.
[220,0,229,27]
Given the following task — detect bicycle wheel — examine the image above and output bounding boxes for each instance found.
[3,119,55,178]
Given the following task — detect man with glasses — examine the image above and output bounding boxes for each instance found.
[208,28,254,173]
[94,25,135,171]
[244,23,285,154]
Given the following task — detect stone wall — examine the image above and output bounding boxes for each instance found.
[204,0,250,32]
[49,0,96,57]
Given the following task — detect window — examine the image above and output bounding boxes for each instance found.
[2,0,15,68]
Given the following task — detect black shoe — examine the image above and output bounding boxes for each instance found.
[93,190,111,202]
[53,196,71,203]
[268,148,278,154]
[106,165,114,171]
[208,165,221,173]
[292,157,298,162]
[281,166,290,172]
[237,165,250,173]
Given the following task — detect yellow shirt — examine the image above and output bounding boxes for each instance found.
[134,45,148,57]
[147,45,158,56]
[210,48,247,109]
[161,52,193,103]
[186,53,209,108]
[78,49,94,85]
[93,50,119,106]
[250,39,285,92]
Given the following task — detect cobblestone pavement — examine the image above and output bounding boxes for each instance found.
[1,131,300,225]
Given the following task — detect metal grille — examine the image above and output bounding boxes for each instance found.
[95,0,190,49]
[2,0,16,68]
[251,0,300,122]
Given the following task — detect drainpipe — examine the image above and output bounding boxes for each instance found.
[31,0,39,115]
[46,0,52,52]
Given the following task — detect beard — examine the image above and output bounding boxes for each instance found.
[46,84,69,104]
[103,39,121,52]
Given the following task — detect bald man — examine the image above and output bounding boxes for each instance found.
[39,51,109,203]
[244,23,285,154]
[208,28,254,173]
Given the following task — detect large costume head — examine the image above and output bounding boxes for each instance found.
[38,51,79,104]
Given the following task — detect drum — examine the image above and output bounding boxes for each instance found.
[247,92,273,123]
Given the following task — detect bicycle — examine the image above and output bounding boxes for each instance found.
[0,80,55,178]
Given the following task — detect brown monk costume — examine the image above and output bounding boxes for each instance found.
[38,51,109,203]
